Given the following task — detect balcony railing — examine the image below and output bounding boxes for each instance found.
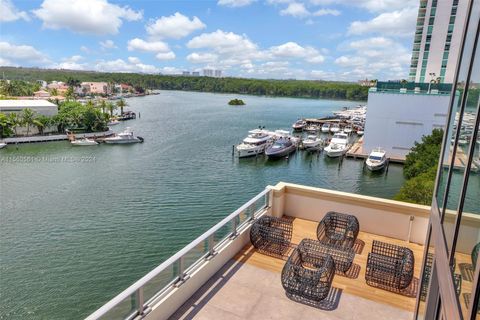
[85,188,272,320]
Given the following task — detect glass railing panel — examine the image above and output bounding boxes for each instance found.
[142,263,177,304]
[98,293,137,320]
[183,239,209,271]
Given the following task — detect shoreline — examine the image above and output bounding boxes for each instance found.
[2,130,114,144]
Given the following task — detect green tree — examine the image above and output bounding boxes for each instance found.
[107,102,117,117]
[21,108,37,136]
[394,167,437,205]
[64,87,75,101]
[34,115,51,135]
[0,113,13,138]
[6,112,19,136]
[116,99,127,114]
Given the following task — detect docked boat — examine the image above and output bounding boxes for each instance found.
[292,119,307,132]
[236,129,272,158]
[344,125,353,134]
[104,127,144,144]
[71,138,98,146]
[321,123,330,133]
[302,135,324,150]
[365,148,387,171]
[265,138,296,159]
[330,123,340,133]
[107,119,120,126]
[356,128,364,136]
[304,124,319,133]
[324,132,350,157]
[0,142,7,149]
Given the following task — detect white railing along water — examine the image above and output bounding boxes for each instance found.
[85,188,272,320]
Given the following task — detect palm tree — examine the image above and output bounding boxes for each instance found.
[116,99,127,115]
[107,102,117,117]
[34,115,51,135]
[99,100,108,114]
[7,112,19,136]
[21,108,36,136]
[0,113,13,138]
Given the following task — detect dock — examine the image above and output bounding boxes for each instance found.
[345,138,406,163]
[3,130,114,144]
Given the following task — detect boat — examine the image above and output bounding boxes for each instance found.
[107,119,120,126]
[321,123,330,133]
[344,125,353,134]
[265,138,296,159]
[330,123,340,133]
[365,148,387,171]
[0,142,7,149]
[71,138,98,146]
[324,132,350,157]
[356,128,364,135]
[304,124,319,133]
[104,127,144,144]
[302,135,324,150]
[292,119,307,132]
[236,129,272,158]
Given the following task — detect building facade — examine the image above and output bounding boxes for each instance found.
[81,82,110,95]
[409,0,469,83]
[363,82,452,158]
[416,0,479,318]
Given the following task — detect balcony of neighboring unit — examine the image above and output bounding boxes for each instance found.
[369,81,453,96]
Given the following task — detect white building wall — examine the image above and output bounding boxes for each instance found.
[363,92,450,158]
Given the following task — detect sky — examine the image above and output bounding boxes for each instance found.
[0,0,420,81]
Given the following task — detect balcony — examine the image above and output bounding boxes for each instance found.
[87,183,480,320]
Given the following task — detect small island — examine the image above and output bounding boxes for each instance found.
[228,98,245,106]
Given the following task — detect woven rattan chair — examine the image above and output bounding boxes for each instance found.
[250,216,293,256]
[298,238,354,273]
[317,211,359,249]
[281,240,335,302]
[365,240,414,291]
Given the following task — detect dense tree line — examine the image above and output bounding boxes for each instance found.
[0,67,369,101]
[394,129,444,205]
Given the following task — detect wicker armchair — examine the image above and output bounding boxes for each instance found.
[472,242,480,270]
[281,240,335,302]
[317,211,359,249]
[250,216,293,256]
[366,240,414,291]
[298,239,355,273]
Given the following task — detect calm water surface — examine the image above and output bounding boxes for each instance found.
[0,91,406,319]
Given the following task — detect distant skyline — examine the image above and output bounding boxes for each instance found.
[0,0,420,81]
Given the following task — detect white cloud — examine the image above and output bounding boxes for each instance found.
[217,0,256,7]
[0,0,30,22]
[155,52,176,60]
[52,55,86,70]
[99,39,117,49]
[127,56,141,64]
[94,58,159,73]
[0,57,15,66]
[313,8,340,16]
[127,38,170,52]
[33,0,142,35]
[348,7,418,37]
[80,46,91,54]
[146,12,206,39]
[186,52,219,64]
[280,2,310,18]
[269,42,325,63]
[187,30,260,57]
[334,56,367,67]
[0,42,49,65]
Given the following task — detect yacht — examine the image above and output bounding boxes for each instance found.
[0,142,6,149]
[330,123,340,133]
[104,127,144,144]
[304,124,319,133]
[324,132,350,157]
[292,119,307,132]
[321,123,330,133]
[265,138,296,159]
[71,138,98,146]
[344,125,353,134]
[356,128,364,136]
[365,148,387,171]
[236,129,272,158]
[302,135,324,150]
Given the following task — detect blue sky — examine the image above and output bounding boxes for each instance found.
[0,0,420,81]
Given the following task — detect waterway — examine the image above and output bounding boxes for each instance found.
[0,91,407,319]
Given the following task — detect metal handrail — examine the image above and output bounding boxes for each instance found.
[85,187,271,320]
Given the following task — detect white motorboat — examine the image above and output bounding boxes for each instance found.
[302,135,324,150]
[330,123,340,133]
[0,142,6,149]
[324,132,349,157]
[104,127,144,144]
[321,123,330,133]
[366,148,387,171]
[71,138,98,146]
[292,119,307,131]
[304,124,319,133]
[236,129,272,158]
[344,125,353,134]
[107,119,120,126]
[356,128,364,135]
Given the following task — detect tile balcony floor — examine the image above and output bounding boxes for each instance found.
[170,216,426,320]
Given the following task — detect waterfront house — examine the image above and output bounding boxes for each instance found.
[33,90,51,99]
[81,82,111,95]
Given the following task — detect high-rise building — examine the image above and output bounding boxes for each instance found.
[214,70,222,77]
[409,0,469,83]
[203,69,214,77]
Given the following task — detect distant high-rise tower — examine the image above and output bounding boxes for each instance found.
[214,70,222,77]
[409,0,469,83]
[203,69,214,77]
